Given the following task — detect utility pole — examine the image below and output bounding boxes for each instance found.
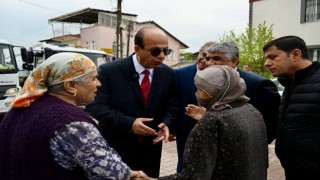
[126,21,133,57]
[116,0,123,59]
[248,1,253,48]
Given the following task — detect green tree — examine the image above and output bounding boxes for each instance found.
[179,51,193,62]
[220,21,274,79]
[220,30,241,46]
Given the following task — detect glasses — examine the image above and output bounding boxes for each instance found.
[205,56,224,61]
[142,47,172,57]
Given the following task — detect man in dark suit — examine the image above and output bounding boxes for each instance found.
[86,27,179,178]
[204,42,281,144]
[174,41,216,173]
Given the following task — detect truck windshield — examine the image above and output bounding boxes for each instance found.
[33,51,109,68]
[75,52,109,67]
[0,44,16,71]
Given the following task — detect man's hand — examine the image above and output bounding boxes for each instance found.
[132,118,158,136]
[153,123,169,144]
[185,104,206,121]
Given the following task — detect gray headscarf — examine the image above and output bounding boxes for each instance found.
[194,65,249,110]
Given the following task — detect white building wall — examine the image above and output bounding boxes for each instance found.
[165,35,181,67]
[80,25,115,52]
[80,23,182,66]
[252,0,320,46]
[78,21,185,68]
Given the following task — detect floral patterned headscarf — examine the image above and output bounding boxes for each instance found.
[12,52,96,108]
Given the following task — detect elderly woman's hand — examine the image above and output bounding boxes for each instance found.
[185,104,206,121]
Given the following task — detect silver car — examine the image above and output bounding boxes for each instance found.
[271,78,284,96]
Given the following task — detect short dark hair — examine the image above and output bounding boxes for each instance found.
[263,35,309,59]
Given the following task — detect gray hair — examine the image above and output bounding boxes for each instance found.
[206,42,239,60]
[199,41,217,55]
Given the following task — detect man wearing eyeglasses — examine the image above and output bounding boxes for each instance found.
[86,27,179,178]
[203,42,281,144]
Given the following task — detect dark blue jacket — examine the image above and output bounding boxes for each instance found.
[237,68,281,143]
[174,64,198,172]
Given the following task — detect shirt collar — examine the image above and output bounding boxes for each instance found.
[133,54,154,75]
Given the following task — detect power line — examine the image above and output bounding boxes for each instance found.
[17,0,64,13]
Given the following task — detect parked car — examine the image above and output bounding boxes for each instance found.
[271,78,284,96]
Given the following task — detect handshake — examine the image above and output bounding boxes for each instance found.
[131,170,156,180]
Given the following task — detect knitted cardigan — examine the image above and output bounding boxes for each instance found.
[0,94,97,180]
[159,103,268,180]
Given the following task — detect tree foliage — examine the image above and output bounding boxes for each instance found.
[180,51,193,62]
[220,21,274,79]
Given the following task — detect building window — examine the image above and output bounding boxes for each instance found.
[317,49,320,60]
[307,48,320,61]
[305,0,320,22]
[166,50,174,60]
[98,12,117,28]
[112,41,117,56]
[314,49,320,61]
[111,16,117,28]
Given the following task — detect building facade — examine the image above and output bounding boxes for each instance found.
[252,0,320,61]
[47,8,188,66]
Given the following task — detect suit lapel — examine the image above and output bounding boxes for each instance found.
[147,66,163,108]
[119,57,144,104]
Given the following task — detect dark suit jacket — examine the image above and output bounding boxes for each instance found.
[174,63,198,172]
[237,68,281,143]
[86,55,178,177]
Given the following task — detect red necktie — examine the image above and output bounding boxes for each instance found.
[141,70,150,107]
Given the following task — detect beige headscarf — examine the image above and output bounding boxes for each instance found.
[12,52,96,108]
[194,65,249,110]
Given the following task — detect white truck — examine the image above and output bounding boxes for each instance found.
[0,41,114,120]
[27,43,115,110]
[31,43,115,69]
[0,39,32,119]
[15,43,115,86]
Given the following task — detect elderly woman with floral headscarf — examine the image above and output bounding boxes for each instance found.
[0,52,152,180]
[159,65,268,180]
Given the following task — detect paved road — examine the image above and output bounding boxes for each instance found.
[160,140,285,179]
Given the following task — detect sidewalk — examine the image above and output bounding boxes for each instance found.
[160,141,285,179]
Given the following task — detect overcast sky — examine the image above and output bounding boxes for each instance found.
[1,0,249,52]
